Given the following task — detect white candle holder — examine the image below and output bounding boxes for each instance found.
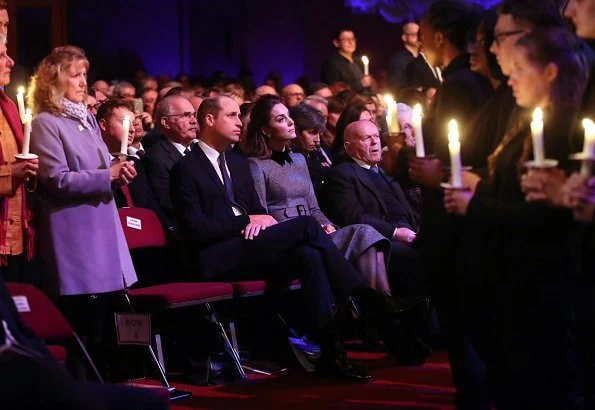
[569,152,595,177]
[524,159,559,169]
[440,182,470,191]
[15,153,38,160]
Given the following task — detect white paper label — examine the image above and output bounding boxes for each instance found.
[114,313,151,345]
[126,216,142,230]
[12,296,30,313]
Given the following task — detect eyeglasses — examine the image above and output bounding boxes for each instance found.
[493,29,525,46]
[286,92,304,98]
[166,111,196,121]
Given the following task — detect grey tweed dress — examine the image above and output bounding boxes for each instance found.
[248,153,390,265]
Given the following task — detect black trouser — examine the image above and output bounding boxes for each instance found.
[571,283,595,410]
[0,254,41,287]
[58,291,130,381]
[205,216,366,339]
[388,241,427,298]
[0,354,167,410]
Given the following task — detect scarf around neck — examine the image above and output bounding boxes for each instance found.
[61,98,91,129]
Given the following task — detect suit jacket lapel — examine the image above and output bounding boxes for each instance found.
[380,171,420,230]
[349,162,388,216]
[161,138,183,167]
[192,146,228,198]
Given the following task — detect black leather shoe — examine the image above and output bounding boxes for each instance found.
[317,352,372,383]
[384,321,431,365]
[391,296,431,315]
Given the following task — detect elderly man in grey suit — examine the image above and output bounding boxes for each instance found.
[144,96,197,217]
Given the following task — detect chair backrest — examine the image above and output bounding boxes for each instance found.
[118,207,166,249]
[6,283,73,340]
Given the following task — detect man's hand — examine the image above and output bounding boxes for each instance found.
[461,171,481,193]
[394,227,416,244]
[409,157,444,188]
[322,224,336,234]
[444,188,474,216]
[110,160,137,185]
[242,215,277,240]
[360,75,373,88]
[11,158,39,188]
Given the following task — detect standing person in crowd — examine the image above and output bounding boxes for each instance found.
[519,0,595,406]
[245,95,401,307]
[445,27,587,409]
[28,45,138,376]
[407,1,492,408]
[0,33,38,285]
[388,22,421,91]
[322,28,372,93]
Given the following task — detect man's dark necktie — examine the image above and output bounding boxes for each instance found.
[183,147,191,155]
[218,153,246,214]
[369,165,380,173]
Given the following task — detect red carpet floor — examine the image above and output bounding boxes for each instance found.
[165,350,455,410]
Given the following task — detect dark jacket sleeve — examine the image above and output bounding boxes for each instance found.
[170,159,250,246]
[323,168,397,238]
[143,151,173,211]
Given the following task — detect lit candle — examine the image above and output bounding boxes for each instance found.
[361,55,369,76]
[581,118,595,176]
[16,86,26,124]
[412,104,425,157]
[120,114,130,156]
[448,119,463,188]
[530,108,545,165]
[22,109,32,155]
[384,95,400,134]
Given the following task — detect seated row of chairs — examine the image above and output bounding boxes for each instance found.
[7,205,304,401]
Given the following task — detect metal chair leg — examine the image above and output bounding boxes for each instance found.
[205,302,247,379]
[73,332,104,383]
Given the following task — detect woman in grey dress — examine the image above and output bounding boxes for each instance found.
[245,95,394,297]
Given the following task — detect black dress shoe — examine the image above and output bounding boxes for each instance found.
[391,296,431,315]
[383,321,431,365]
[316,352,372,383]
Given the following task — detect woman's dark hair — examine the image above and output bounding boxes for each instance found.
[240,102,254,120]
[516,27,588,109]
[290,104,326,134]
[332,102,373,157]
[423,0,475,52]
[244,95,283,158]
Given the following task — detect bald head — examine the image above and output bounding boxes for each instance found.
[344,120,382,165]
[282,83,305,107]
[253,85,278,101]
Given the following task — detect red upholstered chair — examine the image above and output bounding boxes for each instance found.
[6,282,104,382]
[117,207,246,393]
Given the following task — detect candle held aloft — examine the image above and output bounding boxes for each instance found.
[412,104,425,157]
[448,119,463,188]
[120,115,131,156]
[16,86,26,124]
[22,109,32,156]
[384,95,400,134]
[530,108,545,165]
[581,118,595,176]
[361,55,369,76]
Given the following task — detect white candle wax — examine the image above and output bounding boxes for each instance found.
[412,103,425,157]
[361,55,369,76]
[22,109,32,155]
[120,114,131,156]
[581,118,595,176]
[448,119,463,188]
[530,108,545,165]
[16,86,26,124]
[386,98,400,134]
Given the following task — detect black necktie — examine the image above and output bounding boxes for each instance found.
[369,165,380,173]
[218,153,246,214]
[183,147,191,155]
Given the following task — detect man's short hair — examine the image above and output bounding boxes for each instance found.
[154,95,185,129]
[196,95,233,130]
[401,21,418,35]
[497,0,564,28]
[423,0,476,52]
[95,98,134,123]
[304,95,328,107]
[332,28,354,41]
[113,81,136,98]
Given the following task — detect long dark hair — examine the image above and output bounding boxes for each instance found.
[244,94,283,158]
[332,102,372,157]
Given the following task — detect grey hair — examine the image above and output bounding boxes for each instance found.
[0,33,6,46]
[304,94,328,107]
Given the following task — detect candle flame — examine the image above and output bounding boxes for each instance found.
[582,118,594,130]
[448,119,459,143]
[361,55,369,64]
[413,104,422,116]
[17,86,24,94]
[532,107,543,123]
[383,94,394,103]
[25,108,31,115]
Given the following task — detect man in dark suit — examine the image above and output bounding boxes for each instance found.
[0,276,167,409]
[170,95,428,380]
[321,120,425,299]
[144,96,196,217]
[96,98,173,232]
[388,21,421,91]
